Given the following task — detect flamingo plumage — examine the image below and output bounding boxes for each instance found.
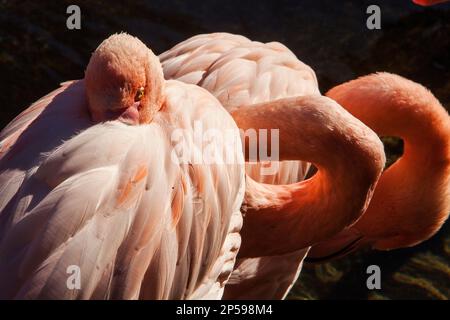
[308,73,450,260]
[0,32,385,300]
[160,33,450,299]
[0,33,246,299]
[160,33,385,299]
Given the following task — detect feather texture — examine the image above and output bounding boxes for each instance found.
[0,79,245,299]
[160,32,318,299]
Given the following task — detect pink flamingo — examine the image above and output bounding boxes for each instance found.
[0,33,384,299]
[308,73,450,260]
[0,33,246,299]
[160,33,450,299]
[161,33,384,299]
[413,0,449,6]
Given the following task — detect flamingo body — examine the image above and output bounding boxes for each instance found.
[0,40,245,299]
[161,33,450,300]
[160,33,320,299]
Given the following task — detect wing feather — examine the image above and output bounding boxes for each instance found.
[0,79,244,299]
[161,32,317,299]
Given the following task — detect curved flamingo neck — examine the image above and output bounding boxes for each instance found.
[327,73,450,249]
[231,95,385,258]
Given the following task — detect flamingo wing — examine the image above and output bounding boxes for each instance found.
[160,32,316,300]
[223,249,309,300]
[0,79,244,299]
[160,33,251,85]
[0,80,90,218]
[161,32,319,110]
[0,81,78,146]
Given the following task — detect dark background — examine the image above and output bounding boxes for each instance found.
[0,0,449,299]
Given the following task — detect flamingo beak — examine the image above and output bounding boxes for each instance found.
[118,101,141,125]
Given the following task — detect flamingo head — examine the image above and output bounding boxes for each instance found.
[85,33,164,125]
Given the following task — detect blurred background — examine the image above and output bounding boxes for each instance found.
[0,0,449,299]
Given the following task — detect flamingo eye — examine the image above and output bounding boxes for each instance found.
[134,87,145,102]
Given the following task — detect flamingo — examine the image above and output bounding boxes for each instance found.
[308,73,450,260]
[0,33,246,299]
[0,33,385,299]
[413,0,449,6]
[160,33,450,299]
[160,33,385,299]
